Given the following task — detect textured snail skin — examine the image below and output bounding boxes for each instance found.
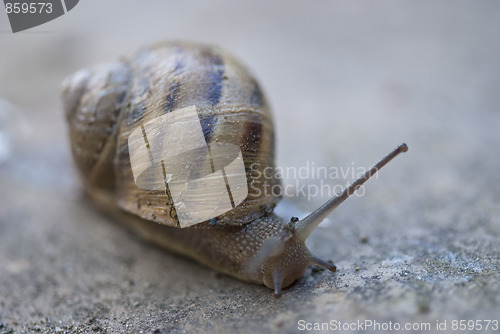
[121,212,313,292]
[63,42,408,296]
[84,184,312,293]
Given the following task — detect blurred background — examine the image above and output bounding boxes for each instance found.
[1,1,499,333]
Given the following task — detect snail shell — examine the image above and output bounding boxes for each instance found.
[63,41,408,296]
[63,41,279,227]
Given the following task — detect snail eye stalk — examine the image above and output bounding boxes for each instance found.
[294,143,409,242]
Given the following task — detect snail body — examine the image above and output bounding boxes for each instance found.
[63,41,407,296]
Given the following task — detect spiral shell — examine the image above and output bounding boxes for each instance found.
[63,41,280,227]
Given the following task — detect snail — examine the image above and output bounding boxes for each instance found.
[62,41,408,297]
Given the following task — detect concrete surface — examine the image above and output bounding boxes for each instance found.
[1,1,499,333]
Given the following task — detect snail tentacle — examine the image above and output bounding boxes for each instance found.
[294,143,408,241]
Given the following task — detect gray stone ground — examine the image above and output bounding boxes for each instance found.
[1,1,499,333]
